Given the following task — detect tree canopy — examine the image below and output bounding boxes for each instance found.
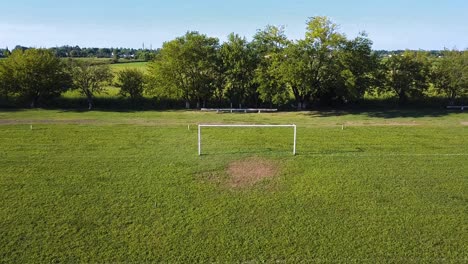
[382,51,430,104]
[147,31,219,108]
[69,61,113,110]
[0,49,71,107]
[431,50,468,104]
[116,68,146,101]
[1,16,467,110]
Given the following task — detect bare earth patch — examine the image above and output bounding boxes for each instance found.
[226,158,279,188]
[461,122,468,126]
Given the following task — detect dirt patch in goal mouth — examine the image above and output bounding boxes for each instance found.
[226,157,279,188]
[461,122,468,126]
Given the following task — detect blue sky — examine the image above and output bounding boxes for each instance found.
[1,0,467,50]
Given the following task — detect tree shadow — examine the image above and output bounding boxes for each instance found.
[297,147,365,156]
[0,97,188,113]
[200,148,294,156]
[305,108,465,119]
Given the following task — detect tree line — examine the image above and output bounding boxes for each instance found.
[0,16,467,110]
[0,46,159,61]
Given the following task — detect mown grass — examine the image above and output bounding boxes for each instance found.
[0,109,467,262]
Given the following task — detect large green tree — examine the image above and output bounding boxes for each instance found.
[323,33,379,104]
[219,33,257,108]
[147,31,219,109]
[251,25,290,108]
[277,17,346,110]
[0,49,71,107]
[382,51,430,104]
[0,59,14,99]
[69,61,113,110]
[431,49,468,105]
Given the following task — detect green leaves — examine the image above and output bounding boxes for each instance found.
[382,51,431,104]
[69,61,113,109]
[219,33,256,106]
[431,49,468,104]
[147,32,219,108]
[252,26,290,107]
[0,49,71,107]
[116,68,146,100]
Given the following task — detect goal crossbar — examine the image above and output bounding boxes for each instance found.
[198,124,297,156]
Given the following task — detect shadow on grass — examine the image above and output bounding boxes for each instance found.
[0,97,187,113]
[200,147,367,157]
[303,97,467,118]
[305,108,465,119]
[297,148,365,156]
[1,96,466,115]
[200,148,294,157]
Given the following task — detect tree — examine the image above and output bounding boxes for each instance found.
[219,33,257,108]
[382,51,430,104]
[431,49,468,105]
[251,25,290,108]
[69,61,113,110]
[136,50,158,61]
[147,31,219,109]
[277,17,346,110]
[1,47,11,58]
[112,50,119,63]
[0,49,71,107]
[0,59,14,99]
[275,42,312,110]
[116,68,146,101]
[325,33,379,103]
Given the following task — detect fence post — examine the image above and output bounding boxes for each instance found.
[198,125,201,156]
[293,124,297,155]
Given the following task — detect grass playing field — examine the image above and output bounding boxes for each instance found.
[0,109,467,262]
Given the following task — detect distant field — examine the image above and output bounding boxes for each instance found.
[61,61,148,98]
[0,109,467,262]
[110,61,148,72]
[62,57,113,65]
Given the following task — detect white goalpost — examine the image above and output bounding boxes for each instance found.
[198,124,297,156]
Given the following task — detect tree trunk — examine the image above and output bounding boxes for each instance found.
[398,92,407,105]
[297,101,302,111]
[185,100,190,109]
[449,90,456,106]
[448,98,455,106]
[87,95,93,110]
[196,101,200,109]
[30,95,39,108]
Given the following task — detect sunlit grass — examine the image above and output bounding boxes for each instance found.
[0,110,467,262]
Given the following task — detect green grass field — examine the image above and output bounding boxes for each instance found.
[0,109,467,262]
[110,61,148,72]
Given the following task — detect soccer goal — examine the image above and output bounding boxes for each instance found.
[198,124,297,156]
